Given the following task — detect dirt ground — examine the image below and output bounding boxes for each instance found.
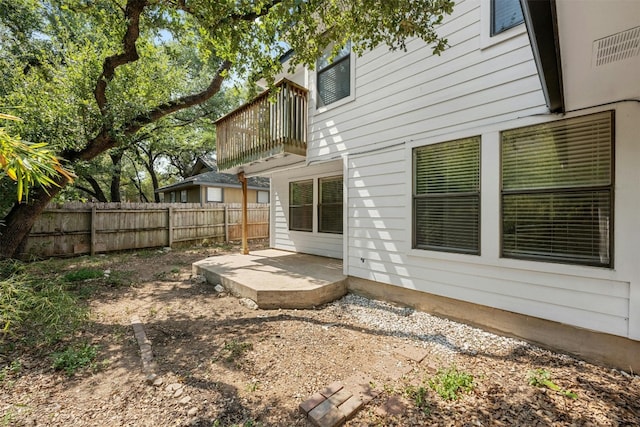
[1,241,639,426]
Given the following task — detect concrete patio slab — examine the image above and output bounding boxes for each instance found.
[192,249,347,309]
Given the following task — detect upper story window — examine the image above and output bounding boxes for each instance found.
[491,0,524,36]
[413,137,481,254]
[317,41,351,107]
[501,111,613,267]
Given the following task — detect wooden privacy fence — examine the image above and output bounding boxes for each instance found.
[25,202,269,257]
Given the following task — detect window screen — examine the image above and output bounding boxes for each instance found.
[317,42,351,107]
[319,176,343,234]
[413,137,481,254]
[289,180,313,231]
[501,111,613,267]
[492,0,524,36]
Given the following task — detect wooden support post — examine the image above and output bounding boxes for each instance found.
[224,205,229,243]
[167,206,173,247]
[90,205,96,256]
[238,171,249,255]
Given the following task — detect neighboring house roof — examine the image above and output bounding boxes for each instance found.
[155,157,270,193]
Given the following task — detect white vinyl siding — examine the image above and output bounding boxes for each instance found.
[307,0,546,162]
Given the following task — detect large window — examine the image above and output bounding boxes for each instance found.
[491,0,524,36]
[289,180,313,231]
[501,111,613,267]
[413,137,481,254]
[318,176,343,234]
[317,42,351,107]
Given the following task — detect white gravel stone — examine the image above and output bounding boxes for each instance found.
[328,294,533,360]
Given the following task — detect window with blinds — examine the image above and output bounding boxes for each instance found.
[491,0,524,36]
[319,176,343,234]
[413,137,481,254]
[317,42,351,107]
[289,180,313,231]
[501,111,613,267]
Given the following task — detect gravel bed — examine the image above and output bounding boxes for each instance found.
[329,294,550,360]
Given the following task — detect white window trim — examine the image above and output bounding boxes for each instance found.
[480,0,527,50]
[206,186,223,203]
[312,45,356,115]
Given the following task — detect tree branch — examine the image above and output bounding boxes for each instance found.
[94,0,146,116]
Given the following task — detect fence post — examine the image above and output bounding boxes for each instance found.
[224,205,229,243]
[167,206,173,247]
[90,205,96,256]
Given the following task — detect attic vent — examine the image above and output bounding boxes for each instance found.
[593,26,640,67]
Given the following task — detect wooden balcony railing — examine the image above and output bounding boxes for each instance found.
[216,79,308,171]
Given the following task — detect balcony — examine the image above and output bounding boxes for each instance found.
[216,79,308,174]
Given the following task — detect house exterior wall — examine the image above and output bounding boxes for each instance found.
[347,102,640,342]
[270,160,343,259]
[265,0,640,345]
[223,187,261,204]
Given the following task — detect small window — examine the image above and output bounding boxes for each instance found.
[413,137,481,254]
[257,190,269,204]
[501,111,613,267]
[207,187,223,202]
[180,190,188,203]
[289,180,313,231]
[491,0,524,36]
[317,42,351,107]
[318,176,343,234]
[170,192,176,203]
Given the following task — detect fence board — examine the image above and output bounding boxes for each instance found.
[24,202,269,257]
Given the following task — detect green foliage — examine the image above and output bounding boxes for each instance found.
[0,113,74,203]
[51,342,98,375]
[404,384,431,414]
[63,267,103,282]
[429,365,475,400]
[216,340,253,365]
[528,369,578,399]
[0,260,87,346]
[0,360,22,383]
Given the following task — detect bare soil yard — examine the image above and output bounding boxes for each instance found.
[1,242,639,426]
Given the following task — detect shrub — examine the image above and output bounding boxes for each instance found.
[51,343,98,375]
[429,365,475,400]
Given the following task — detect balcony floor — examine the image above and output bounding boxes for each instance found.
[192,249,347,309]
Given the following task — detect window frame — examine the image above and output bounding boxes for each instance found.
[289,179,314,232]
[206,187,223,203]
[490,0,525,37]
[500,111,615,268]
[315,42,355,112]
[257,190,269,204]
[412,136,481,255]
[180,190,187,203]
[318,175,343,234]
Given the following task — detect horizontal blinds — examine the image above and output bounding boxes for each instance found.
[290,180,313,231]
[319,176,343,234]
[503,192,610,265]
[290,180,313,205]
[502,111,612,191]
[415,137,480,194]
[317,56,350,107]
[414,137,480,254]
[415,197,479,253]
[501,111,613,267]
[492,0,524,35]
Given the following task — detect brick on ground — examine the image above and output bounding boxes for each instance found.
[327,389,352,407]
[319,381,344,398]
[308,399,345,427]
[300,392,326,415]
[373,356,413,380]
[342,372,380,404]
[338,395,364,420]
[393,344,430,363]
